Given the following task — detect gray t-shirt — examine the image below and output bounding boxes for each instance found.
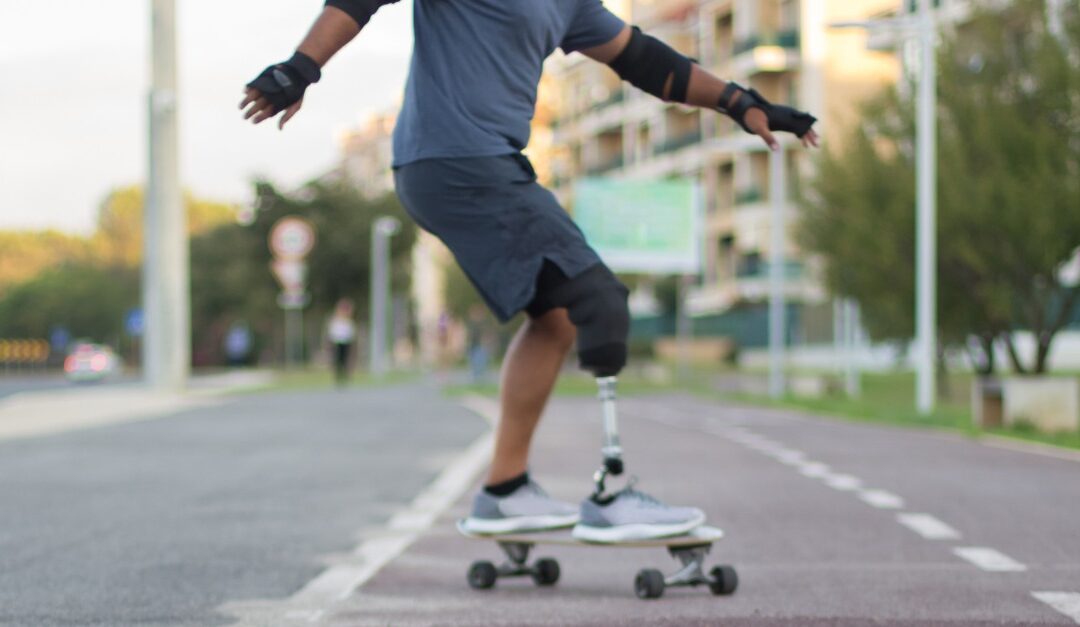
[390,0,624,166]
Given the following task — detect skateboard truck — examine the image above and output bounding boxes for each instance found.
[459,520,738,599]
[592,376,624,499]
[633,544,738,599]
[467,540,561,590]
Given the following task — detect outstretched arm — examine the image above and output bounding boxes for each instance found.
[240,1,398,129]
[581,25,819,151]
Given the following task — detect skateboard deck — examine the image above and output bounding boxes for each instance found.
[457,520,736,599]
[457,520,724,547]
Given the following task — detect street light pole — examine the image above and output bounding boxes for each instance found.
[144,0,189,391]
[768,148,787,399]
[829,9,937,413]
[369,217,401,376]
[915,0,938,414]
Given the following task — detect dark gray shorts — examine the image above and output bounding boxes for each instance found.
[394,154,602,322]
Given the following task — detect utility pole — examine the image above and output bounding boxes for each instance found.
[369,217,401,376]
[915,0,938,414]
[829,7,938,413]
[768,148,787,399]
[144,0,189,390]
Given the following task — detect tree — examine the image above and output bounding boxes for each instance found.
[94,186,238,267]
[0,264,139,343]
[188,179,417,364]
[800,0,1080,374]
[0,230,91,294]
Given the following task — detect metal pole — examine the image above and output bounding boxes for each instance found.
[833,298,844,376]
[768,148,787,399]
[298,307,304,364]
[915,0,937,414]
[676,274,692,379]
[845,299,862,398]
[144,0,189,391]
[284,309,295,368]
[369,217,400,376]
[369,227,385,375]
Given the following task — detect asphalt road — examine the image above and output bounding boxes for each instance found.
[4,383,1079,626]
[0,374,88,400]
[329,394,1080,626]
[0,383,487,626]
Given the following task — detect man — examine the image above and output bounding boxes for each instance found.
[242,0,818,542]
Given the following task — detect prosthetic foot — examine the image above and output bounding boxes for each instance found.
[576,376,706,542]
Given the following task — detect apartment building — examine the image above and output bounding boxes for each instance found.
[337,110,398,198]
[546,0,898,346]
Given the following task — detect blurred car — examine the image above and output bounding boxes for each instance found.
[64,343,123,383]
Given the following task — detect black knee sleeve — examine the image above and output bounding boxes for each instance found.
[530,263,630,377]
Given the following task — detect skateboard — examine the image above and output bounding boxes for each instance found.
[457,521,737,599]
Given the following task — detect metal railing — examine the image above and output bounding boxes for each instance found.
[732,30,801,56]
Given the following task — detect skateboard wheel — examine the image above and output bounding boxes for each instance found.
[532,558,560,586]
[708,565,738,595]
[467,560,497,590]
[634,568,665,600]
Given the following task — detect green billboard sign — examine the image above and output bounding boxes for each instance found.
[573,177,703,274]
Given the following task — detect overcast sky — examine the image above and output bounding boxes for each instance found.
[0,0,413,234]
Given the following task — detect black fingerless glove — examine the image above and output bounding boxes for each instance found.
[717,81,817,138]
[246,52,322,114]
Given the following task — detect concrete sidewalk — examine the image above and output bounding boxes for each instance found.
[0,369,274,442]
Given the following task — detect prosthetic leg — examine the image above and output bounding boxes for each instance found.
[592,376,624,499]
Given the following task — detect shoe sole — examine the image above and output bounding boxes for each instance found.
[461,513,580,534]
[571,513,706,543]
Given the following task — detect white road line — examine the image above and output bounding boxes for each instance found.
[774,450,807,465]
[858,489,905,509]
[953,547,1027,572]
[1032,592,1080,624]
[897,513,961,540]
[823,474,863,491]
[798,462,832,478]
[222,395,496,626]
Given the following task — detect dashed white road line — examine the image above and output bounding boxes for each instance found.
[953,547,1027,572]
[1032,592,1080,624]
[897,513,961,540]
[822,474,862,491]
[774,449,807,465]
[858,489,905,509]
[798,462,832,478]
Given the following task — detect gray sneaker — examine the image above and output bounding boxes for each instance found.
[572,482,705,543]
[461,479,579,534]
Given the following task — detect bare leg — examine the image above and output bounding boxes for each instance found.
[487,308,576,485]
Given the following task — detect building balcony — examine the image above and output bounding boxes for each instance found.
[736,260,804,280]
[733,30,801,56]
[592,89,626,111]
[687,265,822,316]
[734,186,764,205]
[654,129,703,156]
[731,30,801,75]
[584,154,624,176]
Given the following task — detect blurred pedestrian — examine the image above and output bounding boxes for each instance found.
[327,299,357,387]
[465,304,492,384]
[223,321,253,367]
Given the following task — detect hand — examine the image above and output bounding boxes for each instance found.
[240,52,320,131]
[239,88,304,130]
[745,107,819,151]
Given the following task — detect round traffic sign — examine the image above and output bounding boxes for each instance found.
[269,217,316,260]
